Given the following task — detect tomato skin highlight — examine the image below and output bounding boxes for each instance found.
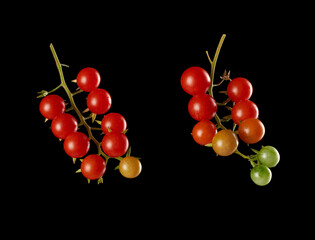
[87,89,112,115]
[101,132,129,157]
[76,67,101,92]
[63,132,90,158]
[119,156,142,179]
[81,154,106,180]
[231,100,259,125]
[227,77,253,103]
[39,95,66,120]
[192,120,217,145]
[101,113,127,134]
[188,93,217,121]
[181,67,211,95]
[51,113,78,139]
[212,130,239,156]
[238,118,265,144]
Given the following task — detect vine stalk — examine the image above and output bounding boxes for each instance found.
[49,44,110,163]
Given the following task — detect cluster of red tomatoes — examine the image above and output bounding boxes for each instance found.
[181,66,279,186]
[39,67,141,181]
[181,66,264,153]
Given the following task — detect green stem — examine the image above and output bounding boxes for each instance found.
[235,150,256,167]
[206,34,227,130]
[207,34,226,97]
[49,44,110,163]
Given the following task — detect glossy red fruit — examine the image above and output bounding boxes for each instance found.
[101,113,127,134]
[39,95,65,120]
[87,88,112,115]
[181,67,211,95]
[231,100,259,125]
[81,154,106,180]
[64,132,90,158]
[188,93,217,121]
[101,132,129,158]
[227,77,253,103]
[192,120,217,145]
[51,113,78,139]
[76,67,101,92]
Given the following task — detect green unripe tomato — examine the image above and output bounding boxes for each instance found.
[257,146,280,168]
[250,165,272,186]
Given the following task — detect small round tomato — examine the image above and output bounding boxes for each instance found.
[238,118,265,144]
[212,130,238,156]
[188,93,217,121]
[181,66,211,95]
[231,100,259,125]
[257,146,280,168]
[81,154,106,180]
[250,165,272,186]
[51,113,78,139]
[87,88,112,115]
[63,132,90,158]
[119,156,142,178]
[192,120,217,145]
[101,113,127,134]
[76,67,101,92]
[227,77,253,102]
[39,95,65,120]
[101,132,129,157]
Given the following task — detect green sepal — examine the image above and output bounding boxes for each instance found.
[72,158,76,164]
[114,165,119,170]
[205,143,212,147]
[95,120,102,125]
[75,169,81,173]
[251,148,260,154]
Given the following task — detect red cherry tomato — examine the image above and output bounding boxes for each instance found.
[101,132,129,157]
[87,89,112,115]
[192,120,217,145]
[81,154,106,180]
[227,77,253,102]
[39,95,65,120]
[188,93,217,121]
[51,113,78,139]
[76,67,101,92]
[231,100,258,125]
[238,118,265,144]
[101,113,127,134]
[63,132,90,158]
[180,66,211,95]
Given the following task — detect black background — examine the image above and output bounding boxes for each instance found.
[4,3,313,235]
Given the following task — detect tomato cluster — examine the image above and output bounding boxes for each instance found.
[39,64,142,183]
[181,63,280,186]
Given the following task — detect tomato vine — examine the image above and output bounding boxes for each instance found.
[181,34,280,186]
[38,44,142,183]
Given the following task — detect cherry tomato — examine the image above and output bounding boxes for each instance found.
[87,88,112,115]
[257,146,280,168]
[212,130,239,156]
[81,154,106,180]
[238,118,265,144]
[250,165,272,186]
[76,67,101,92]
[231,100,259,125]
[181,66,211,95]
[63,132,90,158]
[119,156,142,178]
[192,120,217,145]
[188,93,217,121]
[51,113,78,139]
[101,113,127,134]
[39,95,65,120]
[101,132,129,157]
[227,77,253,103]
